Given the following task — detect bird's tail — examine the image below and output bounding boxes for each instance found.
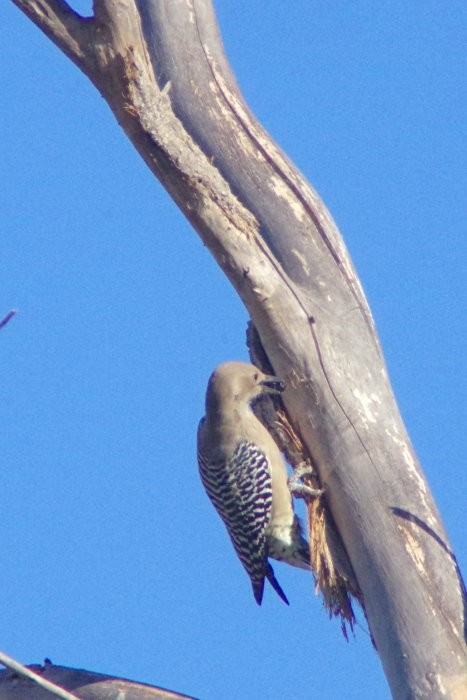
[252,564,290,606]
[266,563,290,605]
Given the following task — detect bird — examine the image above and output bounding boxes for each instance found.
[197,361,310,605]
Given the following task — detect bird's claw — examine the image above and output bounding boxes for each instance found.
[288,462,325,500]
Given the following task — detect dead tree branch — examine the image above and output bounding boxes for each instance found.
[9,1,467,697]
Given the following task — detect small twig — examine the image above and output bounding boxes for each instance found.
[0,309,16,330]
[0,652,80,700]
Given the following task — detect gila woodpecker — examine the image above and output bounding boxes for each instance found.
[197,361,310,605]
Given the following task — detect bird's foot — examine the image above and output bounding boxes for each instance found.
[288,462,325,499]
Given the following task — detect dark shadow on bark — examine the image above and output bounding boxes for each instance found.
[391,506,467,643]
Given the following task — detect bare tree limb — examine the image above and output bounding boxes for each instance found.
[0,653,79,700]
[8,1,467,697]
[10,0,95,74]
[0,661,197,699]
[0,309,16,330]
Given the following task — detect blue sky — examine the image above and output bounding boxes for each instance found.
[2,2,466,698]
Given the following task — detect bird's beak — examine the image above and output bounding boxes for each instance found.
[261,376,285,394]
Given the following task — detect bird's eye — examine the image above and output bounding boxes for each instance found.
[253,372,259,381]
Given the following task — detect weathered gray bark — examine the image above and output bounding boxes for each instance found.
[9,1,467,698]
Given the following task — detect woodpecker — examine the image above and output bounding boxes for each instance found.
[197,361,310,605]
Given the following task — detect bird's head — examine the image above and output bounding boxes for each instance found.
[205,361,285,412]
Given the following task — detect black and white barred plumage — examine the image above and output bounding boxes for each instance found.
[198,436,288,604]
[197,361,310,605]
